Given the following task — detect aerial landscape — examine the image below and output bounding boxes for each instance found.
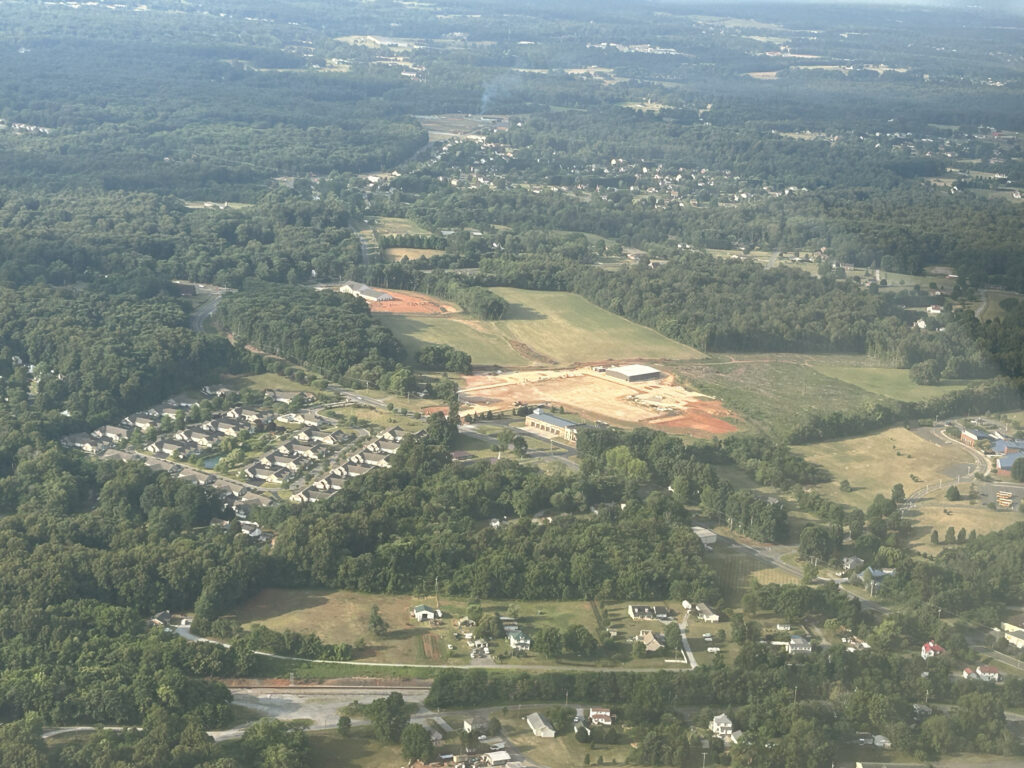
[2,0,1024,766]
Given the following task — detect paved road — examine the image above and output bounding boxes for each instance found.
[190,287,228,333]
[677,613,697,668]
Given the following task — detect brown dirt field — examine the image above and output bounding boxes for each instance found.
[459,367,740,436]
[646,401,739,436]
[421,405,449,415]
[369,289,459,315]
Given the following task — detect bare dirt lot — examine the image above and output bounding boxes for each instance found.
[460,367,739,436]
[368,289,459,315]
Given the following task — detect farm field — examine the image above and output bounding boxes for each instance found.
[460,367,738,436]
[811,363,974,402]
[794,427,976,511]
[232,588,602,666]
[380,288,703,368]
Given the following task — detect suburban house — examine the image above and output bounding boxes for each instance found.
[123,414,158,430]
[1000,614,1024,649]
[93,424,131,442]
[301,429,338,445]
[463,716,486,734]
[259,454,302,472]
[343,464,372,477]
[368,438,402,455]
[411,604,442,622]
[145,440,189,457]
[507,630,531,651]
[175,429,218,448]
[484,751,511,766]
[524,410,580,443]
[964,665,1002,682]
[177,469,214,486]
[695,602,720,623]
[226,407,263,423]
[788,636,813,654]
[709,714,733,738]
[589,708,613,726]
[314,475,346,492]
[628,604,656,620]
[921,640,945,660]
[527,712,556,738]
[354,451,391,468]
[633,629,666,653]
[925,304,944,315]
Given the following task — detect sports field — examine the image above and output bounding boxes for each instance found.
[379,287,702,368]
[795,427,975,510]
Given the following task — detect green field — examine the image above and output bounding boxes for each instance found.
[811,363,973,402]
[370,216,433,236]
[233,588,602,666]
[379,314,532,368]
[379,288,703,368]
[706,548,800,608]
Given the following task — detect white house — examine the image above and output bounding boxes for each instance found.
[527,712,555,738]
[709,713,733,738]
[589,708,613,726]
[695,602,720,623]
[788,636,812,654]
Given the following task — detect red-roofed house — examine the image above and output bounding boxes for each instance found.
[921,641,945,660]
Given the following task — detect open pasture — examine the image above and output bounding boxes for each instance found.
[811,363,973,402]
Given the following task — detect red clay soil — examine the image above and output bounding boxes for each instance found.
[368,290,458,315]
[645,400,739,436]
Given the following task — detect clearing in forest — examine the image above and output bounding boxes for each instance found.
[379,288,703,368]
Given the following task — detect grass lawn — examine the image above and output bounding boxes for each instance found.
[794,427,976,511]
[810,364,974,402]
[381,288,702,369]
[500,717,634,768]
[705,548,800,609]
[308,733,406,768]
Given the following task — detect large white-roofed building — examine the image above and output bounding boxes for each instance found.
[605,364,663,382]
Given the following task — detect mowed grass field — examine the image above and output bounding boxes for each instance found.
[706,547,800,609]
[811,363,973,402]
[794,427,975,511]
[232,588,600,666]
[380,288,702,368]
